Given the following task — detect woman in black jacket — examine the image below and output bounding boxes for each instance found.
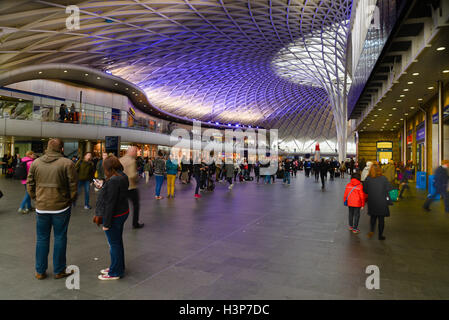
[363,163,393,241]
[94,155,129,280]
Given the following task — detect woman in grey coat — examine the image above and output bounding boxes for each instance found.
[363,163,393,241]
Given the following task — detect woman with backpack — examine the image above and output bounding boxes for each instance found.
[18,151,36,214]
[343,172,366,234]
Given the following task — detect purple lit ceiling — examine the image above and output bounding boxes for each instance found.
[0,0,352,142]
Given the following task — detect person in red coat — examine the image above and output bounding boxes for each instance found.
[343,172,366,234]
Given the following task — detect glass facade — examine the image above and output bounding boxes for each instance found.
[348,0,408,116]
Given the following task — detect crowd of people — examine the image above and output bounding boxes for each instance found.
[2,142,449,282]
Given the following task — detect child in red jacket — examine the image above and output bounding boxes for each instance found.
[343,172,366,234]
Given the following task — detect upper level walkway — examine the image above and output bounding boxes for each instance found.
[0,171,448,299]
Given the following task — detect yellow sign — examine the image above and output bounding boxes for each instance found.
[377,142,393,149]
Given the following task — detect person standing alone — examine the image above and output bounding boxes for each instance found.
[120,146,144,229]
[17,151,36,214]
[27,139,78,280]
[75,152,95,209]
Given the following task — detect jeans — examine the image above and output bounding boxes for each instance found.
[20,184,32,210]
[370,215,385,237]
[320,173,326,188]
[155,175,164,196]
[398,183,409,198]
[77,180,90,206]
[167,174,176,196]
[35,208,71,274]
[127,189,140,227]
[262,175,270,184]
[283,171,291,184]
[105,213,128,277]
[424,190,449,212]
[348,207,361,229]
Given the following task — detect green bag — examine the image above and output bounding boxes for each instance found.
[389,189,399,202]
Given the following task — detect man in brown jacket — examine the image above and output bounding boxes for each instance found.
[382,160,396,185]
[27,139,78,280]
[120,146,144,229]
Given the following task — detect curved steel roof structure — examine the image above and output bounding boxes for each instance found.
[0,0,352,146]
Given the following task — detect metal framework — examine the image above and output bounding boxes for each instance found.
[0,0,352,158]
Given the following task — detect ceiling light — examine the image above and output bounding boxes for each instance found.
[84,73,88,76]
[437,47,446,51]
[392,108,397,110]
[397,100,402,103]
[378,108,382,111]
[386,119,390,121]
[405,113,409,116]
[114,83,118,86]
[38,71,42,74]
[400,118,404,121]
[374,115,378,117]
[407,82,414,85]
[418,98,423,101]
[403,89,409,92]
[410,107,415,109]
[389,114,393,116]
[125,88,128,90]
[443,70,449,73]
[412,73,419,76]
[400,95,405,98]
[428,87,434,90]
[97,77,101,80]
[371,120,375,122]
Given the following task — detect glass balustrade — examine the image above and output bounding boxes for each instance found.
[0,96,173,135]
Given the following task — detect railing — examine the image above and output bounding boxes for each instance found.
[0,99,175,135]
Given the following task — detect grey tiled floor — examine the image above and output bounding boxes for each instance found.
[0,172,448,300]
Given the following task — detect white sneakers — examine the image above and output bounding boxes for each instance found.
[228,184,234,190]
[98,268,120,280]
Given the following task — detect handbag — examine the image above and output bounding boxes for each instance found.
[344,186,357,206]
[389,189,399,202]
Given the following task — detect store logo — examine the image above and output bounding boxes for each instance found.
[66,5,80,31]
[365,265,380,290]
[65,265,80,290]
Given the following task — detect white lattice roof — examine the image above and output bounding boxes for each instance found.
[0,0,352,142]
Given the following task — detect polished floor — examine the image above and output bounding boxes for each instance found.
[0,171,449,300]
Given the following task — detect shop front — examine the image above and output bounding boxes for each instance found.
[376,141,393,164]
[416,122,425,172]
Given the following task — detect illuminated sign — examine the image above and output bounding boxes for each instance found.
[376,142,392,149]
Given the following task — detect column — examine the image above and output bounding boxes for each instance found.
[438,81,444,165]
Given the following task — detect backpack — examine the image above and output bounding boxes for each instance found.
[13,160,31,180]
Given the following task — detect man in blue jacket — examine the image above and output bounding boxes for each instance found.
[423,160,449,213]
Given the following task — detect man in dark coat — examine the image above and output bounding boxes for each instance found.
[319,159,328,190]
[423,160,449,212]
